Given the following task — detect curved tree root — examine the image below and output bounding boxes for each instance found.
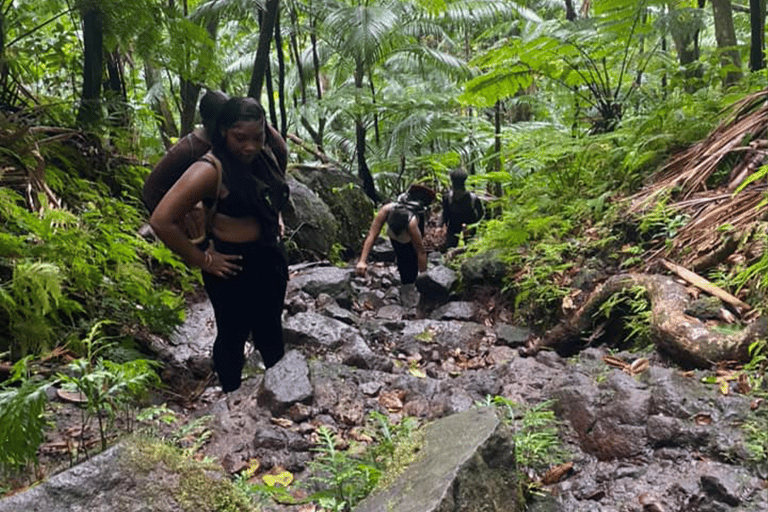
[528,273,767,368]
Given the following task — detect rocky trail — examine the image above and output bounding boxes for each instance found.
[1,247,767,511]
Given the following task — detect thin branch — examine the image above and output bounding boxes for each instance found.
[8,8,74,48]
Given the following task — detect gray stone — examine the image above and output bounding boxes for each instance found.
[0,440,254,512]
[495,323,531,347]
[321,302,361,325]
[354,407,518,512]
[459,249,507,287]
[283,176,340,262]
[287,265,354,307]
[415,264,457,299]
[291,165,374,253]
[376,304,404,321]
[283,311,361,349]
[258,350,313,415]
[429,301,478,321]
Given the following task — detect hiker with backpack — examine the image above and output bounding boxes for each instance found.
[355,184,436,288]
[142,90,288,219]
[142,90,227,214]
[150,97,290,393]
[440,169,484,249]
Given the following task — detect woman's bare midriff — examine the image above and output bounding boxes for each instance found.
[212,213,262,242]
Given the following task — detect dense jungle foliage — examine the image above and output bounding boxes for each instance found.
[2,0,768,492]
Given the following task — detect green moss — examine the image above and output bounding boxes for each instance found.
[120,436,257,512]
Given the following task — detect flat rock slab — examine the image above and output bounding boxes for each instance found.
[354,406,517,512]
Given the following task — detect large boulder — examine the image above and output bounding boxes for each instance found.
[283,175,339,262]
[0,438,256,512]
[354,407,518,512]
[291,164,374,255]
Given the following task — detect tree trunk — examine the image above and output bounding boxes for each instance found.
[525,273,766,368]
[749,0,765,71]
[144,62,178,149]
[179,79,200,137]
[77,7,103,127]
[354,59,378,203]
[564,0,577,21]
[248,0,280,100]
[0,8,9,105]
[310,17,325,150]
[275,11,288,137]
[356,117,378,203]
[711,0,743,87]
[104,50,129,128]
[179,14,218,136]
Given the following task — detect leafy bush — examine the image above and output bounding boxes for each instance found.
[56,321,161,450]
[478,396,568,472]
[0,162,196,361]
[0,358,50,476]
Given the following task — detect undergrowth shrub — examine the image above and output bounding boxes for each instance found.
[0,162,197,360]
[0,357,50,477]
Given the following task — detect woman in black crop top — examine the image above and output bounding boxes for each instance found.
[151,97,290,393]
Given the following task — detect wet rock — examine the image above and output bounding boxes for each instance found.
[376,304,404,320]
[258,350,313,415]
[336,334,393,372]
[415,264,457,302]
[283,311,359,349]
[459,249,507,287]
[495,322,531,347]
[0,440,255,512]
[284,176,339,262]
[367,237,395,262]
[286,265,354,307]
[700,474,741,506]
[143,297,216,394]
[354,407,518,512]
[291,165,373,254]
[320,301,360,325]
[355,289,387,310]
[429,300,478,321]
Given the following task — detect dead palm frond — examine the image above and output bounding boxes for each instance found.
[628,89,768,268]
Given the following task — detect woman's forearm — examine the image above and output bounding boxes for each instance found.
[151,219,208,269]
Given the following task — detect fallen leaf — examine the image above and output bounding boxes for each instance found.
[629,358,649,375]
[56,389,88,404]
[408,365,427,378]
[271,417,294,428]
[736,373,751,394]
[603,355,629,371]
[540,461,573,485]
[694,413,712,425]
[379,390,404,412]
[263,468,293,487]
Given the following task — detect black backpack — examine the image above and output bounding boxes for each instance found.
[389,193,428,235]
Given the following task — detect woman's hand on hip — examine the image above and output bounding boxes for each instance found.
[202,240,243,278]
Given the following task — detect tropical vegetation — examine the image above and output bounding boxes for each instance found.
[1,0,768,508]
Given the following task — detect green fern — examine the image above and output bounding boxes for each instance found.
[0,358,50,475]
[0,261,67,358]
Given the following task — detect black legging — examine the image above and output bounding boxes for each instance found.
[202,238,288,392]
[391,238,418,285]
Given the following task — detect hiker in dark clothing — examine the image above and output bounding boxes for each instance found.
[142,90,229,213]
[440,169,484,249]
[150,97,289,393]
[356,184,435,286]
[142,90,288,215]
